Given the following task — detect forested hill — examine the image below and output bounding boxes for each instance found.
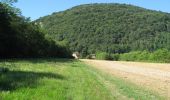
[37,3,170,57]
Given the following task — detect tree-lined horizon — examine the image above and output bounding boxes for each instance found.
[37,3,170,58]
[1,1,170,61]
[0,1,170,100]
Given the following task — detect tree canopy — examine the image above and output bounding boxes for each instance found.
[0,2,71,58]
[37,3,170,57]
[0,0,17,5]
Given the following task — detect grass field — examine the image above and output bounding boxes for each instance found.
[0,59,165,100]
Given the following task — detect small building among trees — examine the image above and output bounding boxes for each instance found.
[72,52,80,59]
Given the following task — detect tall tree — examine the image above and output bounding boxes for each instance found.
[0,2,71,58]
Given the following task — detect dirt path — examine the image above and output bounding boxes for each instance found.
[81,59,170,98]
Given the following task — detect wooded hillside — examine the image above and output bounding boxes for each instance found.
[37,3,170,57]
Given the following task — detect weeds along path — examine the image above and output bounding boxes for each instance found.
[81,59,170,99]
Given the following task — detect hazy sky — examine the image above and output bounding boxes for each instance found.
[14,0,170,20]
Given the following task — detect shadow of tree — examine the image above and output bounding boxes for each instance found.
[28,58,76,64]
[0,58,76,64]
[0,70,65,91]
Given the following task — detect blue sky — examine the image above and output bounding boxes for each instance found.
[14,0,170,20]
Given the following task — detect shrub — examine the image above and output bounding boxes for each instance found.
[95,49,170,63]
[139,51,149,60]
[96,52,112,60]
[119,49,170,63]
[111,54,120,61]
[119,51,141,61]
[149,49,170,63]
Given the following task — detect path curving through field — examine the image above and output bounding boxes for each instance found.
[81,59,170,98]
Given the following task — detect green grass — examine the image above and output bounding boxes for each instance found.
[0,59,165,100]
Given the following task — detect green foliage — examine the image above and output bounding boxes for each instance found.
[0,59,164,99]
[0,3,71,58]
[119,51,143,61]
[137,50,150,61]
[0,0,18,6]
[111,53,120,61]
[149,49,170,62]
[96,52,112,60]
[0,67,9,73]
[96,52,120,61]
[119,49,170,63]
[37,3,170,57]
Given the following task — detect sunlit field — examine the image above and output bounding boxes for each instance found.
[0,59,164,100]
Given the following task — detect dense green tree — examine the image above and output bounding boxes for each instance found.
[118,49,170,63]
[0,2,71,58]
[36,3,170,57]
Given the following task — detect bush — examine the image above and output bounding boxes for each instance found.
[138,50,149,61]
[95,49,170,63]
[119,51,141,61]
[96,52,112,60]
[111,54,120,61]
[119,49,170,63]
[149,49,170,63]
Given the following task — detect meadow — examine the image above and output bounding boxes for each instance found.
[0,59,165,100]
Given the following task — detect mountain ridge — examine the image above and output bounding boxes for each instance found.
[36,3,170,57]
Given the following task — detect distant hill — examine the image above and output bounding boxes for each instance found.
[36,3,170,57]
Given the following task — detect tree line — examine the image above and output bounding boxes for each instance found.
[95,49,170,63]
[37,3,170,58]
[0,2,71,58]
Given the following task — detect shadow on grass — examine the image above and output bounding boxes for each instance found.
[0,70,65,91]
[0,58,76,64]
[28,58,76,64]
